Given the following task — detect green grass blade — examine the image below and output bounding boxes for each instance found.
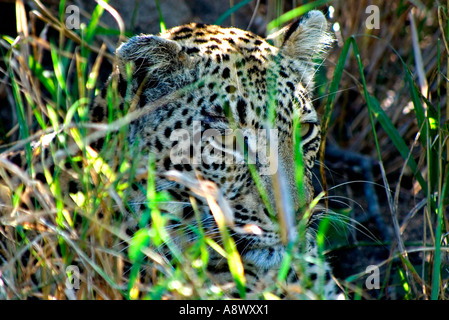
[321,37,352,142]
[213,208,247,298]
[349,37,427,195]
[50,42,68,98]
[404,68,427,147]
[28,54,56,96]
[277,242,293,282]
[59,0,66,24]
[431,166,449,299]
[319,36,352,208]
[154,0,167,32]
[267,0,331,32]
[64,97,90,128]
[366,93,426,191]
[215,0,252,25]
[9,69,32,170]
[85,1,107,44]
[293,115,305,211]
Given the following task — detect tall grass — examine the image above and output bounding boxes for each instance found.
[319,2,449,299]
[0,0,448,300]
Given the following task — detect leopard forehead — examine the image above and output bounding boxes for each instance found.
[166,23,276,57]
[163,22,305,97]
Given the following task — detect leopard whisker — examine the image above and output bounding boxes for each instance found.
[328,180,390,193]
[311,210,382,245]
[321,195,365,212]
[310,85,357,104]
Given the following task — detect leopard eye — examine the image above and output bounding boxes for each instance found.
[300,122,310,137]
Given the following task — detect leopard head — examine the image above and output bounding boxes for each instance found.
[102,10,333,270]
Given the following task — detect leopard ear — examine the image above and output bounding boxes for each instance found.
[115,35,185,80]
[267,10,333,62]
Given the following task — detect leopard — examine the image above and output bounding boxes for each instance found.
[0,10,341,299]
